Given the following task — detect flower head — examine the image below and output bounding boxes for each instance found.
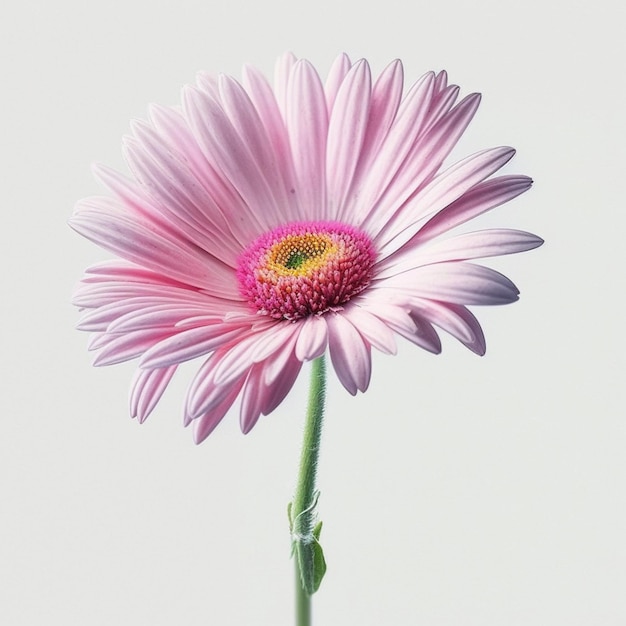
[70,53,542,443]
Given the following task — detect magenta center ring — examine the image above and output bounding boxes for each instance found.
[237,221,376,320]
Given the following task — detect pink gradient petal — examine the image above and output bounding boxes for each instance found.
[412,300,486,356]
[240,365,266,434]
[192,378,246,443]
[123,125,240,263]
[211,329,276,386]
[361,92,481,233]
[185,352,237,421]
[241,65,299,214]
[343,304,397,355]
[295,315,329,362]
[417,175,534,242]
[130,365,177,423]
[339,59,404,224]
[363,94,483,237]
[360,59,404,162]
[324,52,352,111]
[195,71,219,99]
[147,104,253,250]
[107,304,223,333]
[286,60,328,220]
[377,229,543,278]
[395,312,442,354]
[354,295,417,333]
[274,52,298,117]
[73,280,217,310]
[351,72,435,222]
[262,354,303,415]
[69,199,237,297]
[376,175,534,274]
[326,60,372,215]
[218,74,293,224]
[182,86,272,233]
[326,313,372,395]
[139,324,249,369]
[434,69,448,92]
[262,330,300,387]
[375,144,514,256]
[79,260,189,287]
[415,228,543,263]
[423,84,461,132]
[77,300,154,332]
[382,262,520,305]
[247,321,302,365]
[92,329,173,366]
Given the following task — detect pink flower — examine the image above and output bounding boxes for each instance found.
[70,53,542,443]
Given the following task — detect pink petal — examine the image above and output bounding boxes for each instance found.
[326,313,372,395]
[92,328,172,366]
[195,71,220,99]
[326,60,372,216]
[69,198,236,297]
[294,315,329,362]
[139,324,248,369]
[185,348,249,421]
[382,262,520,305]
[417,229,543,263]
[423,84,460,132]
[354,295,417,334]
[217,74,293,224]
[211,324,279,385]
[286,60,328,221]
[342,304,397,355]
[182,86,273,233]
[123,125,240,263]
[341,59,404,223]
[242,65,298,214]
[73,279,215,310]
[261,324,300,385]
[240,337,304,431]
[107,304,222,333]
[147,104,253,249]
[376,144,514,256]
[262,354,303,414]
[324,52,352,111]
[363,93,482,236]
[417,175,534,242]
[391,311,442,354]
[92,163,166,225]
[240,365,266,434]
[274,52,298,117]
[192,378,245,443]
[434,69,448,92]
[377,229,543,278]
[412,300,486,355]
[80,260,192,288]
[130,365,177,423]
[247,321,301,365]
[352,72,435,223]
[77,300,150,332]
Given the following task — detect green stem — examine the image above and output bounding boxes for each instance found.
[292,356,327,626]
[295,558,311,626]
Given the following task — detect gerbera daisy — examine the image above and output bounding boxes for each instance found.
[70,53,542,443]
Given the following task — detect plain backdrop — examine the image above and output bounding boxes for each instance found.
[1,0,624,624]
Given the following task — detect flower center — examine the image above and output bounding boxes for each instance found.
[237,221,376,320]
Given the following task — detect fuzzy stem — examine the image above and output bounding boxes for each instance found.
[292,356,327,626]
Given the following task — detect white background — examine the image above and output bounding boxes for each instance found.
[2,0,625,624]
